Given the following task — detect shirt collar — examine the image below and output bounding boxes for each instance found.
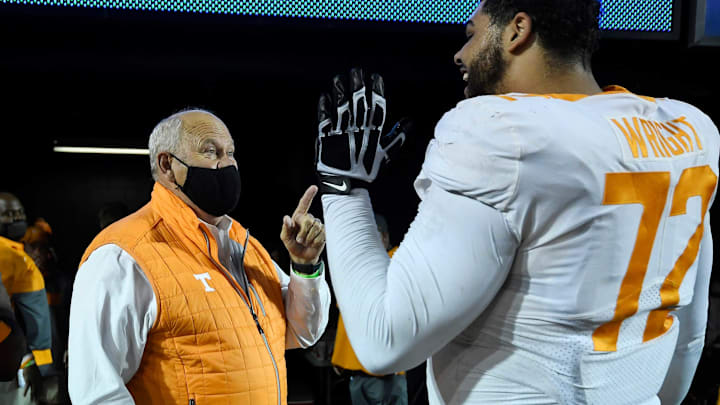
[497,85,656,103]
[200,216,233,236]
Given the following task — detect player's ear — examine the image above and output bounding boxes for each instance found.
[506,12,534,54]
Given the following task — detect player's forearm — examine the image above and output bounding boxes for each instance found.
[322,190,397,372]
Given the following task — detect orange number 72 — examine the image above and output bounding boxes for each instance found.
[592,165,717,352]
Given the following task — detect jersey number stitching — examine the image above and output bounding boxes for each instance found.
[592,165,716,352]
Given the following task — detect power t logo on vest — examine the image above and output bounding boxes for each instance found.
[193,273,215,292]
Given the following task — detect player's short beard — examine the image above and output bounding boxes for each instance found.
[466,27,508,98]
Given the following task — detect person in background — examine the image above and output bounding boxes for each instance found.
[332,213,407,405]
[22,219,71,404]
[22,219,71,353]
[0,193,59,404]
[68,109,331,404]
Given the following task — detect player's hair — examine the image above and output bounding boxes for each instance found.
[148,108,214,181]
[480,0,601,69]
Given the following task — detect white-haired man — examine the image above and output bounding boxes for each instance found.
[68,109,331,405]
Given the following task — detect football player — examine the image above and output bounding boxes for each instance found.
[315,0,719,404]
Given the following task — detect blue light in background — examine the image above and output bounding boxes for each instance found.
[0,0,674,32]
[600,0,674,32]
[707,0,720,36]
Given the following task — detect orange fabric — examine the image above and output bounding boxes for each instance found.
[80,183,288,405]
[21,218,52,245]
[601,85,657,103]
[332,247,402,376]
[0,236,45,295]
[494,85,656,103]
[32,349,53,366]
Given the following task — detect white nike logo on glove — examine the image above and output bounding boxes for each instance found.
[323,181,348,192]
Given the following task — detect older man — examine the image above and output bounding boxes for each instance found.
[68,109,331,405]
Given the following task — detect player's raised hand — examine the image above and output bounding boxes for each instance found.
[315,68,412,194]
[280,185,325,264]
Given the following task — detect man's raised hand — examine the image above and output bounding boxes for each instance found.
[280,185,325,265]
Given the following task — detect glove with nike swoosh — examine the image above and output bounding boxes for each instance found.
[315,68,411,195]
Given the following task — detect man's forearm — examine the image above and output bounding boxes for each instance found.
[284,266,331,349]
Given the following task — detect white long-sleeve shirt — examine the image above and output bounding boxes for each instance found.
[323,89,719,404]
[68,217,331,405]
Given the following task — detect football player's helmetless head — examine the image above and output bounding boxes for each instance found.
[454,0,601,98]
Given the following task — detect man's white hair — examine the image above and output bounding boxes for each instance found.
[148,109,211,181]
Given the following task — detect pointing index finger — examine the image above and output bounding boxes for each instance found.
[293,185,318,217]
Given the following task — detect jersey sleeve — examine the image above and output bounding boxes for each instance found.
[415,98,522,223]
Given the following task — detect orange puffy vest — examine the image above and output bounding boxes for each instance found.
[80,183,287,405]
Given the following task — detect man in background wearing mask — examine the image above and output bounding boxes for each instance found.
[68,109,331,405]
[0,193,57,404]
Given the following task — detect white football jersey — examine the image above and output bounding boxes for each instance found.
[420,87,719,404]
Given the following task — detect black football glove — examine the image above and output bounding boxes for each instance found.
[315,68,411,195]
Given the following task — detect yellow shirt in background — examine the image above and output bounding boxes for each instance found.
[0,236,45,295]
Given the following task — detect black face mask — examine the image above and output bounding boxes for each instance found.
[171,154,241,217]
[0,220,28,241]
